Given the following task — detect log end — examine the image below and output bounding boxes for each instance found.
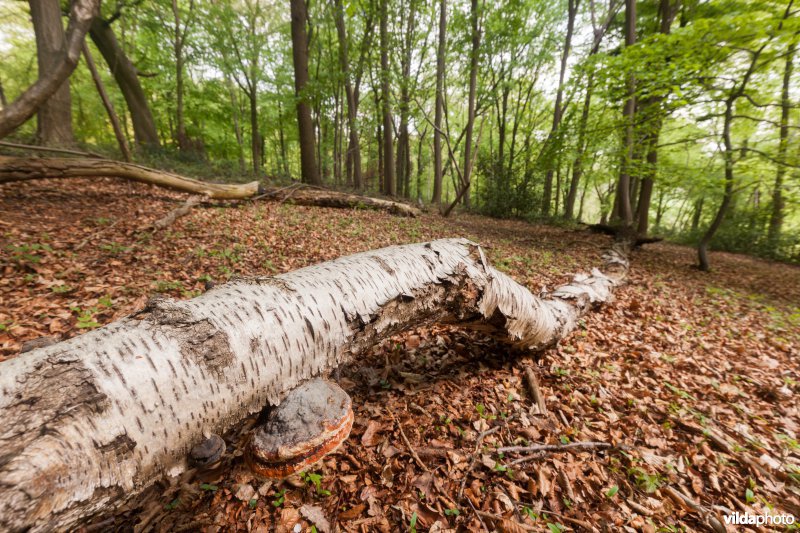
[245,379,353,479]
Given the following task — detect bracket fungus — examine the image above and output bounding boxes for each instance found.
[245,378,354,479]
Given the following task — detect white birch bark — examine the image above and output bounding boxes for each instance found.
[0,238,627,531]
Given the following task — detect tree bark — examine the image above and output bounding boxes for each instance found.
[89,18,160,151]
[29,0,76,146]
[0,0,99,140]
[566,74,593,219]
[396,0,417,199]
[333,0,363,190]
[613,0,636,226]
[0,238,628,531]
[768,39,795,244]
[541,0,578,216]
[0,156,259,199]
[379,0,395,196]
[171,0,195,151]
[432,0,447,205]
[290,0,320,185]
[457,0,480,211]
[82,42,132,162]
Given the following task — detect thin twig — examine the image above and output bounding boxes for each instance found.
[473,509,536,531]
[75,219,120,251]
[663,485,726,533]
[458,425,501,500]
[498,441,614,454]
[388,409,429,472]
[466,496,491,532]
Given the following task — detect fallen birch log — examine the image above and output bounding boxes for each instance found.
[0,156,260,200]
[0,238,628,531]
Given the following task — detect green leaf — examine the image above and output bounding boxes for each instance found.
[606,485,619,498]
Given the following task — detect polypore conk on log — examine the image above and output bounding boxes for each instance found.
[0,238,627,531]
[245,378,354,479]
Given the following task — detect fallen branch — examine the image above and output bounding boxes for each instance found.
[523,365,548,415]
[669,416,794,484]
[262,185,421,217]
[500,441,617,466]
[0,238,628,530]
[0,140,104,159]
[388,409,430,472]
[0,156,260,200]
[663,485,726,533]
[150,195,203,231]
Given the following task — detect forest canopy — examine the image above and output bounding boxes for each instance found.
[0,0,798,265]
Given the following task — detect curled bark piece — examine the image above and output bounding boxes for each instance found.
[0,156,260,200]
[0,238,627,531]
[245,379,353,479]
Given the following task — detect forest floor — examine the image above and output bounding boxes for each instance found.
[1,178,799,533]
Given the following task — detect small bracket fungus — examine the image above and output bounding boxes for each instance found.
[245,378,353,479]
[190,433,226,467]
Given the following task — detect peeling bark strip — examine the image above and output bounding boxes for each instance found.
[0,156,259,200]
[0,239,627,531]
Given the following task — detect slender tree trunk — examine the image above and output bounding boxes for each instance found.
[396,0,417,199]
[698,100,735,271]
[768,40,795,244]
[82,42,131,161]
[432,0,446,205]
[0,78,7,107]
[542,0,578,216]
[290,0,320,185]
[0,0,99,140]
[379,0,395,196]
[29,0,76,146]
[89,19,160,150]
[171,0,194,151]
[691,197,703,232]
[225,76,246,172]
[249,90,261,174]
[614,0,636,226]
[566,74,593,219]
[333,0,363,190]
[457,0,480,210]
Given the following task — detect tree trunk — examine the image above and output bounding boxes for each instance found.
[0,0,99,140]
[333,0,363,190]
[457,0,480,211]
[0,238,628,531]
[613,0,636,226]
[396,0,417,199]
[29,0,76,146]
[249,90,261,174]
[290,0,320,185]
[431,0,446,205]
[171,0,195,151]
[379,0,395,196]
[89,18,160,151]
[0,156,260,199]
[566,74,593,219]
[698,99,735,272]
[768,39,795,244]
[82,42,132,162]
[541,0,578,216]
